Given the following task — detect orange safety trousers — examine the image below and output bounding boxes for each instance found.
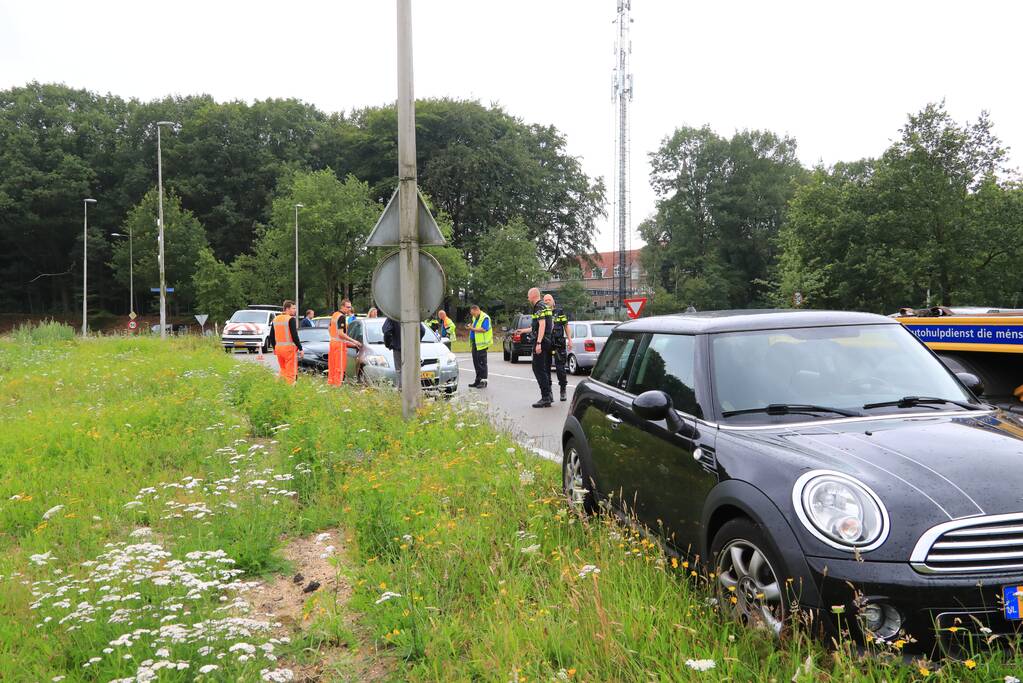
[327,341,346,386]
[275,347,298,385]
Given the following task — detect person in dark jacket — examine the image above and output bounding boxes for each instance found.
[300,310,315,328]
[382,317,402,389]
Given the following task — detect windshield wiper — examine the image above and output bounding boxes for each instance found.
[862,396,979,411]
[721,404,863,418]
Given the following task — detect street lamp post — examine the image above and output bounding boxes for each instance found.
[156,121,177,339]
[112,229,133,316]
[82,198,97,336]
[294,203,304,311]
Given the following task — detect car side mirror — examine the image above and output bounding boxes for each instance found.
[442,338,452,348]
[956,371,984,396]
[632,390,698,438]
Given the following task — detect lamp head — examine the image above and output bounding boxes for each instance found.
[156,121,177,126]
[84,198,97,204]
[295,203,305,209]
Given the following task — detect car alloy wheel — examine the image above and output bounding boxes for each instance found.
[562,440,595,514]
[714,522,786,636]
[567,354,579,375]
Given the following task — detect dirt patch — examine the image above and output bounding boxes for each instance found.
[249,529,350,630]
[246,529,393,682]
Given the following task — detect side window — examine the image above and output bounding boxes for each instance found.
[592,333,639,389]
[628,334,700,416]
[348,321,362,341]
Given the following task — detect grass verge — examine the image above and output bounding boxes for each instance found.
[2,332,1023,681]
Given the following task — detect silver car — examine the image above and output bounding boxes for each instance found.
[346,318,459,394]
[566,320,620,374]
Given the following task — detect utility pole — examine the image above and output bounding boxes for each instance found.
[613,0,633,319]
[396,0,421,418]
[156,121,176,339]
[82,198,97,335]
[294,203,304,311]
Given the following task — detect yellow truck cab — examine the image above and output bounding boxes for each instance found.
[894,306,1023,413]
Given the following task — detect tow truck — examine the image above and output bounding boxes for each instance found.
[894,306,1023,413]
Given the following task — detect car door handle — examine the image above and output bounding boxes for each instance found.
[605,414,622,428]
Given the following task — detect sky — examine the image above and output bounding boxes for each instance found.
[2,0,1021,252]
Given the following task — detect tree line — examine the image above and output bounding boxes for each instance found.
[642,102,1023,314]
[0,82,604,321]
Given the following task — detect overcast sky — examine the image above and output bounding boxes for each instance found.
[3,1,1021,252]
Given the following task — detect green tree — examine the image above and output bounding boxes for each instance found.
[109,189,209,311]
[192,248,244,324]
[552,278,592,319]
[254,170,380,311]
[640,126,805,310]
[475,218,546,321]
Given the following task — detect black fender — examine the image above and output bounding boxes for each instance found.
[701,478,822,608]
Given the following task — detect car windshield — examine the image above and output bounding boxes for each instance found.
[712,324,975,422]
[363,321,438,344]
[229,310,269,323]
[591,323,618,337]
[298,328,329,343]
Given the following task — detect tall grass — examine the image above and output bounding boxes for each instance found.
[10,320,76,344]
[2,336,1022,681]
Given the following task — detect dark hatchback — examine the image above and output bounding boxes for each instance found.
[296,327,330,373]
[502,313,534,363]
[561,309,1023,652]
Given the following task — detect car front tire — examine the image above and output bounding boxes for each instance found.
[711,518,789,637]
[503,345,510,361]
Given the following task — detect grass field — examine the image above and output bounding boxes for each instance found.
[3,323,1023,681]
[450,339,502,354]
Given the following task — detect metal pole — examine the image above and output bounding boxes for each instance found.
[294,204,303,311]
[397,0,421,418]
[129,225,134,316]
[82,199,94,335]
[157,124,167,339]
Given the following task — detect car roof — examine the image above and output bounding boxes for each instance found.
[575,320,620,325]
[614,309,897,334]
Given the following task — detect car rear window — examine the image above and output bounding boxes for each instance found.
[298,328,329,343]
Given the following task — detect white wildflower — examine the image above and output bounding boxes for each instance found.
[685,659,715,672]
[42,505,64,520]
[375,591,403,605]
[199,664,219,674]
[155,647,170,658]
[578,564,601,579]
[229,642,256,655]
[521,544,541,554]
[319,545,335,559]
[315,533,331,543]
[261,668,295,682]
[519,470,535,486]
[1006,677,1021,683]
[29,551,54,566]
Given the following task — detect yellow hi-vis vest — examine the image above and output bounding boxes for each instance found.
[471,312,492,350]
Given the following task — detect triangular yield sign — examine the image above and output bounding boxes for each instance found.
[365,189,446,247]
[624,297,647,319]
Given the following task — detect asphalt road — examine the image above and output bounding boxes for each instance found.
[231,348,577,460]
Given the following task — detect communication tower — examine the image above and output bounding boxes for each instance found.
[612,0,633,317]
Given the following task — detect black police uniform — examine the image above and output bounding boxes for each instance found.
[550,306,570,396]
[530,300,553,405]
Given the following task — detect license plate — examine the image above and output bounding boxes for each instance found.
[1003,585,1023,620]
[233,341,246,347]
[420,371,436,380]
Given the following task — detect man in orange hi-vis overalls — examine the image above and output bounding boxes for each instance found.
[327,299,362,386]
[269,300,303,384]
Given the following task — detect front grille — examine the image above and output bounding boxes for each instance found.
[912,513,1023,573]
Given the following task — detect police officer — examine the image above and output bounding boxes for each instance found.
[543,293,572,401]
[527,287,553,408]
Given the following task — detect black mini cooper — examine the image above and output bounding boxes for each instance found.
[561,310,1023,651]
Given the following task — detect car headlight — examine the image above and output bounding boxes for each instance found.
[792,470,889,551]
[365,354,390,367]
[442,351,457,366]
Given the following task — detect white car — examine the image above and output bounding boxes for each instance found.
[221,306,280,353]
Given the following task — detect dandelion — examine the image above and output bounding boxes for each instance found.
[375,591,403,605]
[42,505,64,520]
[685,659,716,672]
[578,565,601,579]
[964,659,977,669]
[918,666,930,677]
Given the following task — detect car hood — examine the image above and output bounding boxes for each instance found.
[365,341,448,360]
[732,410,1023,559]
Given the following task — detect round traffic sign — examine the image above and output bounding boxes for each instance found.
[371,251,446,322]
[127,320,138,330]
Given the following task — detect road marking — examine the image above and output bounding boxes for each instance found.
[456,362,579,387]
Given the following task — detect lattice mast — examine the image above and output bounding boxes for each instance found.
[612,0,633,317]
